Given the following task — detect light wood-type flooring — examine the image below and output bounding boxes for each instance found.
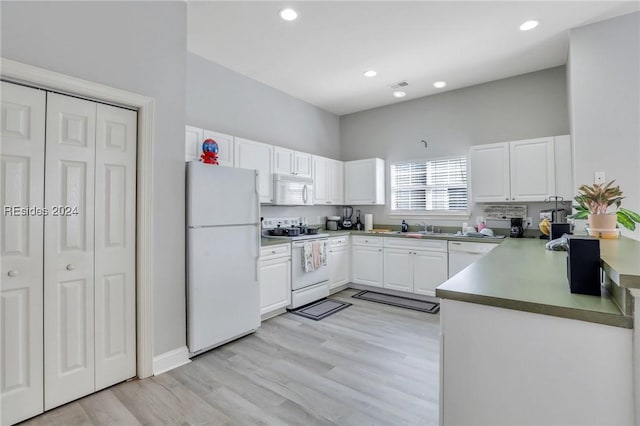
[21,289,440,425]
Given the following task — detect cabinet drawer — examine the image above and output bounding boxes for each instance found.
[260,243,291,260]
[383,237,447,252]
[351,235,383,247]
[330,236,349,247]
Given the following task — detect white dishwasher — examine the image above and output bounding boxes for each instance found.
[448,241,499,278]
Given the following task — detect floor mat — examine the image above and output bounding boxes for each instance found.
[290,298,352,321]
[352,290,439,314]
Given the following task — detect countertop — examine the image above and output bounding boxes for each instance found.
[600,237,640,288]
[436,238,632,328]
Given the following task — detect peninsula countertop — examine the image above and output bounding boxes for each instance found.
[436,238,633,328]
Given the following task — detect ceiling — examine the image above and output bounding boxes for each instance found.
[188,1,639,116]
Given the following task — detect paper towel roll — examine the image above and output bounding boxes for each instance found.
[364,214,373,231]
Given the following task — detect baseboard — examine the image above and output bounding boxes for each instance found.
[153,346,191,375]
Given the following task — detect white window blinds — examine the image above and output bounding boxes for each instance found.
[390,157,468,214]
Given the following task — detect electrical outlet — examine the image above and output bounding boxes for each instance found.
[526,217,532,228]
[595,171,605,184]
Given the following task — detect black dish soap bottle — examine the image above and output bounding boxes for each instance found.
[401,220,408,233]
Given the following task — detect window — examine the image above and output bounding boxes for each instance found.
[390,156,468,214]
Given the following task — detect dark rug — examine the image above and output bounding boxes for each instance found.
[290,298,352,321]
[352,290,440,314]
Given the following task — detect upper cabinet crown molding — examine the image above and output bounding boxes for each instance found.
[470,136,568,203]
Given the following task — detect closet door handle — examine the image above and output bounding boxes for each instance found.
[66,264,76,271]
[7,269,19,277]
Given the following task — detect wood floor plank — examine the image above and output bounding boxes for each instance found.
[22,289,440,425]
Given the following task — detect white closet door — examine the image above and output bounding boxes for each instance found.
[0,82,46,425]
[44,93,96,410]
[94,104,137,390]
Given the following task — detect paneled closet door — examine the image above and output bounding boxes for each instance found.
[44,93,96,410]
[94,104,137,390]
[0,82,46,425]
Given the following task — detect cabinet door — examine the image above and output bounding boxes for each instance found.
[44,93,96,410]
[383,248,413,292]
[351,245,383,287]
[203,130,234,167]
[234,138,273,203]
[294,151,313,178]
[185,125,203,162]
[259,257,291,315]
[0,82,46,426]
[509,137,555,201]
[313,156,329,204]
[329,159,344,205]
[94,104,137,391]
[273,146,294,175]
[413,251,448,296]
[329,246,349,289]
[470,142,510,202]
[554,135,573,202]
[345,159,375,204]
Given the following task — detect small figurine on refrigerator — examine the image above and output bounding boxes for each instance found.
[200,138,219,165]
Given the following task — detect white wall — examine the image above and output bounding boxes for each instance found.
[568,12,640,240]
[1,1,188,355]
[339,66,570,228]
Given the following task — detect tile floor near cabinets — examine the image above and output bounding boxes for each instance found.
[22,289,440,426]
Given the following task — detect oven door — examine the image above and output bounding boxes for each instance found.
[291,239,330,291]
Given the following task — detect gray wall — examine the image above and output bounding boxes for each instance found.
[340,66,570,228]
[187,53,340,159]
[1,1,188,355]
[186,52,342,223]
[568,12,640,240]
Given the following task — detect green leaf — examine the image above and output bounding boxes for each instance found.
[571,211,589,220]
[617,210,636,231]
[619,208,640,223]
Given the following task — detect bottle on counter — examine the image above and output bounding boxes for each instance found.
[401,220,408,232]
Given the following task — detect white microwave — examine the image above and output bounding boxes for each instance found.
[273,174,314,206]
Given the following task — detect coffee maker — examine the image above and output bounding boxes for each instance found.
[510,217,524,238]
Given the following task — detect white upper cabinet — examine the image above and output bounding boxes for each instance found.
[509,137,555,202]
[273,146,312,178]
[185,126,234,167]
[344,158,385,205]
[313,155,344,205]
[185,126,203,162]
[234,137,274,203]
[471,136,562,203]
[470,142,510,202]
[553,135,573,202]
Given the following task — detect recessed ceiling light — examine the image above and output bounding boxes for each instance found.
[519,20,539,31]
[363,70,377,77]
[393,91,406,98]
[279,8,298,21]
[433,81,447,88]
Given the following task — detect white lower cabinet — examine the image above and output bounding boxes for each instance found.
[383,238,448,296]
[259,244,291,317]
[351,236,383,287]
[329,236,350,289]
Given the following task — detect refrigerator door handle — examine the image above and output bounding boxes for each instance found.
[256,171,261,283]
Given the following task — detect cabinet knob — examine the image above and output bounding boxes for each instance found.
[7,269,19,277]
[365,240,368,243]
[66,264,75,271]
[378,248,382,252]
[505,198,509,201]
[326,201,331,204]
[512,198,515,200]
[271,250,276,254]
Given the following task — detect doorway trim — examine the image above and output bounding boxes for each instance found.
[1,58,155,378]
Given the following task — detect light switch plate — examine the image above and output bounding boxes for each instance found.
[595,171,605,184]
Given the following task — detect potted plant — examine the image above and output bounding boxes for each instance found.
[571,180,640,238]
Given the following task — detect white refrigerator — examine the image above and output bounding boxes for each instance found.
[186,162,261,355]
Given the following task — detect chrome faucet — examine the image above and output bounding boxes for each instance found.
[418,222,433,233]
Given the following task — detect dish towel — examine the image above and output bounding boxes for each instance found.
[312,240,327,269]
[303,242,315,272]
